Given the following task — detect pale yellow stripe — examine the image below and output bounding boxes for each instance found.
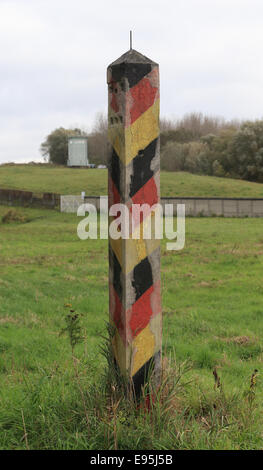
[131,313,162,377]
[108,99,159,165]
[111,315,161,378]
[109,234,159,276]
[111,324,132,374]
[108,112,124,160]
[125,99,159,165]
[109,211,160,275]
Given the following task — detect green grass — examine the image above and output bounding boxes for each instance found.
[0,205,263,449]
[1,164,263,197]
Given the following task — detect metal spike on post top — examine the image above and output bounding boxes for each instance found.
[130,30,132,50]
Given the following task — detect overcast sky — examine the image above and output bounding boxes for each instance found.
[1,0,263,163]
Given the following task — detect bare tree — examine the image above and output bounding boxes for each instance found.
[88,112,108,165]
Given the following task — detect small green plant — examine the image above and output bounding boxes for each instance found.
[60,306,89,428]
[60,306,84,354]
[213,366,222,392]
[244,369,259,409]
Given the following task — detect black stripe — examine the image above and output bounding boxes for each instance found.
[132,350,161,398]
[111,63,152,89]
[129,138,158,198]
[109,147,121,195]
[132,257,153,301]
[109,247,122,301]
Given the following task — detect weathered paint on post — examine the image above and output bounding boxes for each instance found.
[107,49,162,396]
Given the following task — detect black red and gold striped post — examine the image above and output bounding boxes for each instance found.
[107,48,162,397]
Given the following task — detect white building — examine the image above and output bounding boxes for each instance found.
[67,136,88,167]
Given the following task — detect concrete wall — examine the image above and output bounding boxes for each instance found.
[164,197,263,217]
[60,195,263,217]
[60,195,84,213]
[3,190,261,217]
[0,188,60,208]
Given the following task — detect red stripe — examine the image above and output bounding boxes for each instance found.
[128,280,161,340]
[126,68,159,127]
[130,177,158,228]
[109,80,120,113]
[109,68,159,125]
[108,176,121,208]
[132,176,158,207]
[109,280,161,344]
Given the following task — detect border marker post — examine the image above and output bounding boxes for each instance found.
[107,47,162,397]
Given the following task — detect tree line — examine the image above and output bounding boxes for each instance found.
[41,112,263,183]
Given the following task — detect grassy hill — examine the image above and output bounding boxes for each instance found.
[1,164,263,197]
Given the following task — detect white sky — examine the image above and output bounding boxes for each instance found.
[1,0,263,162]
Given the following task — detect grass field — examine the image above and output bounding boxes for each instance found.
[1,164,263,197]
[1,205,263,449]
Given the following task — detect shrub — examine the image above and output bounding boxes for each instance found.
[2,210,28,224]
